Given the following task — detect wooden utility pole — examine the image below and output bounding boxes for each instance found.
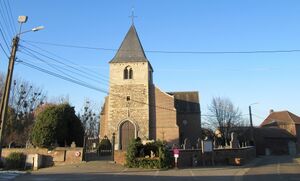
[0,36,19,158]
[248,105,254,146]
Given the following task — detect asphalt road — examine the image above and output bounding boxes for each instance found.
[10,156,300,181]
[244,156,300,181]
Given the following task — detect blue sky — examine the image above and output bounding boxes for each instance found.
[0,0,299,126]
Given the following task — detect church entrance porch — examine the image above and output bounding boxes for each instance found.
[120,121,135,150]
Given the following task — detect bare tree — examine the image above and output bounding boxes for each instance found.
[10,78,46,119]
[49,95,70,104]
[0,74,47,147]
[79,99,100,139]
[206,97,243,146]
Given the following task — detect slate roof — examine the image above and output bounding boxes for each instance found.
[110,25,148,63]
[260,111,300,126]
[167,91,200,113]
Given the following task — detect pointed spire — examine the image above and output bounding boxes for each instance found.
[110,25,148,63]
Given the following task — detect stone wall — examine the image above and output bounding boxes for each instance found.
[107,62,151,149]
[2,147,83,168]
[99,96,109,138]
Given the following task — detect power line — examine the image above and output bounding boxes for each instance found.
[22,40,115,51]
[252,114,265,119]
[5,0,17,34]
[18,59,180,113]
[17,44,201,113]
[19,46,109,85]
[18,43,167,109]
[0,1,13,38]
[21,41,106,78]
[22,39,300,54]
[19,48,89,85]
[19,60,108,93]
[0,27,11,52]
[19,43,110,85]
[0,42,9,58]
[19,42,152,92]
[2,0,16,35]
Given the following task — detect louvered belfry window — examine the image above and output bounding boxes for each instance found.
[124,66,133,79]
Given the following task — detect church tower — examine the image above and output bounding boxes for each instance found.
[106,25,153,150]
[100,23,200,151]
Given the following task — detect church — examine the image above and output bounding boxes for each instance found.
[99,24,201,150]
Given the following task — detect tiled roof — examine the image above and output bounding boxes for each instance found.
[254,127,296,139]
[260,111,300,126]
[110,25,148,63]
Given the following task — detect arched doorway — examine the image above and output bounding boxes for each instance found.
[120,121,135,150]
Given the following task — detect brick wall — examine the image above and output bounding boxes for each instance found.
[114,150,126,165]
[113,147,256,167]
[296,125,300,153]
[177,113,201,146]
[2,147,83,167]
[154,86,179,145]
[174,147,256,168]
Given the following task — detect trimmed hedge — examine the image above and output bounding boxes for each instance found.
[125,138,172,169]
[5,152,25,170]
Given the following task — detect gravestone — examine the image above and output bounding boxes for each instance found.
[196,138,202,149]
[230,132,239,149]
[71,141,76,148]
[26,140,34,148]
[150,150,155,158]
[183,138,191,149]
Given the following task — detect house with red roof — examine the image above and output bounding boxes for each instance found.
[258,110,300,155]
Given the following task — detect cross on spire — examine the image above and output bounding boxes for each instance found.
[129,7,137,25]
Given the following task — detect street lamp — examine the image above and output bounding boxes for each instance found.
[248,102,258,146]
[0,16,44,158]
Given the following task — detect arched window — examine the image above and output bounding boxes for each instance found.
[129,68,133,79]
[123,66,133,79]
[123,68,128,79]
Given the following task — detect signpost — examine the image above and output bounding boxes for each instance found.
[201,139,214,166]
[173,148,179,168]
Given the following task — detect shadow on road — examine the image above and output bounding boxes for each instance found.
[253,155,298,167]
[15,172,300,181]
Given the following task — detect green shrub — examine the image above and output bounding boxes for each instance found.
[158,141,172,168]
[125,139,172,169]
[143,142,158,157]
[5,152,25,170]
[98,137,112,156]
[31,103,84,148]
[138,158,160,168]
[125,138,142,168]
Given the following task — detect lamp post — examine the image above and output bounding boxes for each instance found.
[248,102,258,146]
[0,16,44,158]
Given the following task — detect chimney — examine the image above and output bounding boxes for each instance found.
[269,109,274,114]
